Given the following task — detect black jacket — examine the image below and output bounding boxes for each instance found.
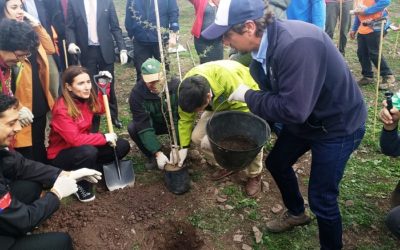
[0,149,61,237]
[66,0,126,64]
[247,19,367,139]
[129,78,179,153]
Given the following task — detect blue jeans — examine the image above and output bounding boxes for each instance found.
[266,125,365,249]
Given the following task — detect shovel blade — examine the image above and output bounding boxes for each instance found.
[103,160,135,191]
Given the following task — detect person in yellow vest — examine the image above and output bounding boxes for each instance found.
[176,60,264,197]
[349,0,395,90]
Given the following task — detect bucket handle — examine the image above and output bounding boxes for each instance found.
[206,99,229,132]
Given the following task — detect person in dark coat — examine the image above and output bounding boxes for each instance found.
[66,0,127,129]
[125,0,179,81]
[0,93,102,249]
[128,58,179,170]
[379,101,400,239]
[202,0,366,248]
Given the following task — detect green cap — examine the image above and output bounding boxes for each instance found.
[141,58,162,83]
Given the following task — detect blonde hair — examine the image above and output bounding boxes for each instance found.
[61,66,101,119]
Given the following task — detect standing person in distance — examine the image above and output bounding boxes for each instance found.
[66,0,128,129]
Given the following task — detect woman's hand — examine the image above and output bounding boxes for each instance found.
[23,11,40,27]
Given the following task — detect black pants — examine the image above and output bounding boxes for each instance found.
[50,139,130,171]
[128,121,168,159]
[132,40,169,82]
[15,115,47,164]
[357,32,392,78]
[82,46,118,131]
[0,180,73,250]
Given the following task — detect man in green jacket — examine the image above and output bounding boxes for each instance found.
[128,58,179,170]
[176,60,263,197]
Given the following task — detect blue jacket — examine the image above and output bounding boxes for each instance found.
[125,0,179,43]
[246,20,367,140]
[286,0,325,29]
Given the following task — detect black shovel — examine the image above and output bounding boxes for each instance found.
[94,74,135,191]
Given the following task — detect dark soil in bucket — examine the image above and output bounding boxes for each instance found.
[217,135,258,151]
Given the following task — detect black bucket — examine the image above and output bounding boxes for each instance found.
[206,111,270,171]
[164,164,190,195]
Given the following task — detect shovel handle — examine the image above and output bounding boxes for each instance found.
[103,94,114,134]
[93,74,114,135]
[93,74,109,95]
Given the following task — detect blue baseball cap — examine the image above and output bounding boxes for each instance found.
[201,0,265,40]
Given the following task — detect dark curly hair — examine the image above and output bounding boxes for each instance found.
[0,93,18,118]
[0,19,39,52]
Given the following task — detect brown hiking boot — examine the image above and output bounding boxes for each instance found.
[266,210,311,233]
[245,175,262,197]
[357,76,373,86]
[210,169,235,181]
[380,75,396,90]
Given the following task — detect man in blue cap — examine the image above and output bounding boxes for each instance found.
[202,0,367,249]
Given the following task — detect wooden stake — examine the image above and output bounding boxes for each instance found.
[154,0,180,164]
[373,20,386,140]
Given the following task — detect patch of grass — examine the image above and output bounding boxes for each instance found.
[190,169,203,182]
[188,208,233,235]
[248,209,261,221]
[222,185,257,208]
[255,222,319,250]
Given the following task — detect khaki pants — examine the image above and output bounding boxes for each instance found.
[191,111,263,177]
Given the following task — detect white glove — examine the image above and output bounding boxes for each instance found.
[228,84,250,102]
[177,148,188,167]
[68,43,81,54]
[200,135,212,151]
[120,50,128,65]
[105,132,117,146]
[155,152,169,170]
[18,107,34,127]
[98,71,113,80]
[50,176,78,200]
[23,11,40,27]
[66,168,102,183]
[169,32,178,48]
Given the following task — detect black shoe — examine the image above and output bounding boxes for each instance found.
[75,182,95,202]
[112,118,123,129]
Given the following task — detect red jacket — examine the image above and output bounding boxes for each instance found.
[189,0,208,38]
[47,98,106,159]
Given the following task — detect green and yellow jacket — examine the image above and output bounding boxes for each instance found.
[129,77,179,154]
[178,60,259,148]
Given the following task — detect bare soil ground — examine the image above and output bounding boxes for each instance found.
[39,130,312,249]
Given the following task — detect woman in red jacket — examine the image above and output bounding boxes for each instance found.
[47,66,130,202]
